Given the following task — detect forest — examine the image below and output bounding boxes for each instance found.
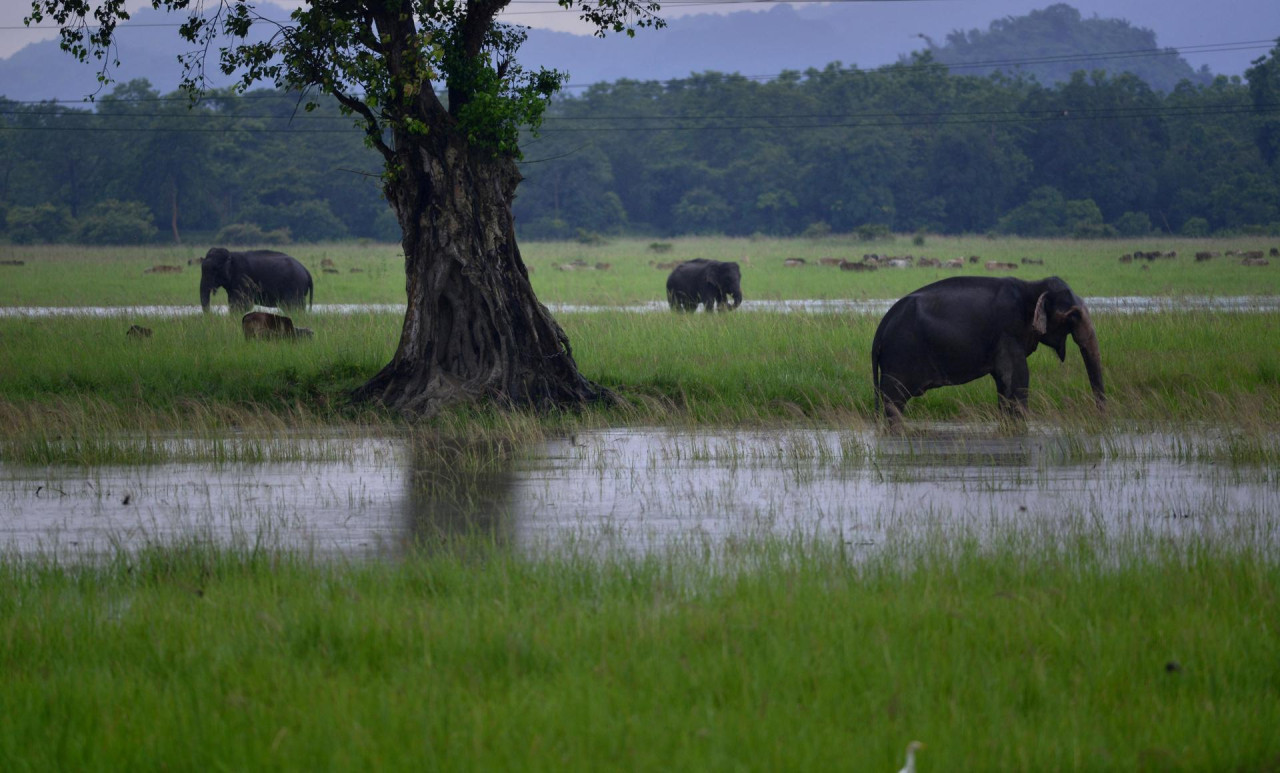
[0,9,1276,245]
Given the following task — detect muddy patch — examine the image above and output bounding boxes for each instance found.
[1,427,1276,561]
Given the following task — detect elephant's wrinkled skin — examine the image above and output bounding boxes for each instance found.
[666,259,743,312]
[200,247,313,313]
[871,276,1104,422]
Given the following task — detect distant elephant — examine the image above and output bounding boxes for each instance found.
[666,259,743,312]
[200,247,313,313]
[241,311,311,341]
[871,276,1104,422]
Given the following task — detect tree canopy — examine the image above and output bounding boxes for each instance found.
[25,0,664,416]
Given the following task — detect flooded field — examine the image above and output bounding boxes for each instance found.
[3,426,1276,561]
[3,296,1280,318]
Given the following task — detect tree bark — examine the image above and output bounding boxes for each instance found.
[170,176,181,244]
[353,126,611,416]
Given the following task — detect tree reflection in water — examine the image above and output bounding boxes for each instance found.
[401,434,518,555]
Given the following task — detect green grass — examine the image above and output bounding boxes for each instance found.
[2,239,1278,769]
[0,538,1276,769]
[2,309,1277,450]
[2,235,1277,309]
[1,236,1277,457]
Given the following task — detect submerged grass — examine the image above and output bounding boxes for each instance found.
[0,538,1276,769]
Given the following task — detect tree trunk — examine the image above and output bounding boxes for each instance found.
[353,128,611,416]
[170,176,181,244]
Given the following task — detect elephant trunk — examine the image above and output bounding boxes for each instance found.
[730,288,743,309]
[1071,306,1105,409]
[200,278,215,312]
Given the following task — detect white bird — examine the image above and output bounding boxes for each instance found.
[898,740,925,773]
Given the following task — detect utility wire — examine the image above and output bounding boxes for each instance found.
[3,100,1273,123]
[1,103,1274,134]
[3,35,1271,107]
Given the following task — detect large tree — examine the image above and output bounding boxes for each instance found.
[28,0,661,415]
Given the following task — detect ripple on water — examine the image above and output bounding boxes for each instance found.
[1,426,1276,562]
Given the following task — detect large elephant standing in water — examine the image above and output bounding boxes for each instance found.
[871,276,1104,422]
[666,258,743,312]
[199,247,313,313]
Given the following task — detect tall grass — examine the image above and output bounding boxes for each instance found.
[2,308,1278,462]
[0,538,1275,769]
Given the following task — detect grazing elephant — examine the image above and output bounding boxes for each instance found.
[666,259,743,312]
[871,276,1104,422]
[241,311,312,341]
[200,247,313,313]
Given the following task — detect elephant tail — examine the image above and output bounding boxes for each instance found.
[308,278,314,310]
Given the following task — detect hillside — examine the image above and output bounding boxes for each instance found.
[0,3,1231,103]
[920,4,1213,92]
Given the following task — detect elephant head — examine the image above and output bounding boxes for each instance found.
[200,247,234,312]
[712,261,743,309]
[1031,277,1105,408]
[200,247,263,312]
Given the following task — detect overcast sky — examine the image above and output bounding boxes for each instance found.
[1,0,1276,74]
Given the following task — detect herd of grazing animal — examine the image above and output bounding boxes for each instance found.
[121,240,1275,426]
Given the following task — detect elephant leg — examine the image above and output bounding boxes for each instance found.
[992,350,1030,416]
[878,374,911,424]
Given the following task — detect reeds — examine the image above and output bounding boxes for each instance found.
[0,536,1276,769]
[2,306,1279,463]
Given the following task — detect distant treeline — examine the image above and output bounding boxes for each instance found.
[0,82,392,246]
[516,42,1280,240]
[1,40,1278,245]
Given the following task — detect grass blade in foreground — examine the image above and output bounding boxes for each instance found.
[0,540,1276,769]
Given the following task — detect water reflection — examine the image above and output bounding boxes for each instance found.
[1,426,1276,562]
[402,436,517,554]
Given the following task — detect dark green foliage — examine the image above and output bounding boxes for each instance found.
[5,203,72,243]
[4,27,1280,244]
[213,223,292,246]
[1245,40,1280,166]
[73,199,157,245]
[0,82,388,243]
[513,46,1280,238]
[996,187,1105,237]
[241,200,349,243]
[1114,211,1152,237]
[1181,217,1210,236]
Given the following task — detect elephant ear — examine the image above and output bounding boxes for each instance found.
[1053,306,1084,326]
[1032,292,1049,336]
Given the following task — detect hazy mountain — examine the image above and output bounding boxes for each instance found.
[918,4,1213,92]
[0,2,1263,103]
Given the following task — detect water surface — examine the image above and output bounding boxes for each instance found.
[3,296,1279,318]
[3,427,1275,561]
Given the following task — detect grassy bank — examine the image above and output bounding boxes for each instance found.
[1,235,1277,308]
[2,310,1277,450]
[0,539,1276,769]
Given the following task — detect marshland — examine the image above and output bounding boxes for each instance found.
[2,234,1279,768]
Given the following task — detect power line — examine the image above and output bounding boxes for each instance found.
[1,102,1273,135]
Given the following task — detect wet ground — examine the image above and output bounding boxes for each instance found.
[4,296,1280,318]
[2,427,1275,561]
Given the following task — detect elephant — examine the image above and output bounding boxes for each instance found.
[241,311,312,341]
[871,276,1104,422]
[666,259,743,312]
[199,247,313,313]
